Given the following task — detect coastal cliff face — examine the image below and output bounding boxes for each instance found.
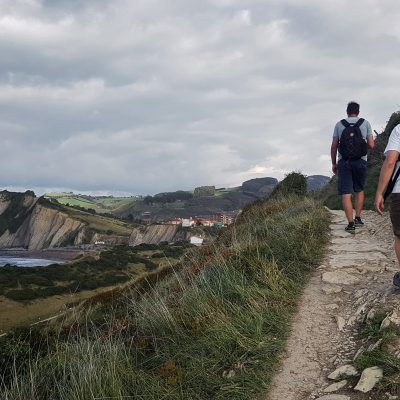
[0,191,192,250]
[129,224,194,246]
[0,191,133,250]
[0,191,87,250]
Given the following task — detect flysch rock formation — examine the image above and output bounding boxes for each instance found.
[0,191,131,250]
[267,210,400,400]
[129,224,192,246]
[0,192,85,250]
[1,190,205,251]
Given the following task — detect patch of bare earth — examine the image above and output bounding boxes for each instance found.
[267,210,400,400]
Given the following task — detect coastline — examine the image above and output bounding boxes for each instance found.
[0,248,84,261]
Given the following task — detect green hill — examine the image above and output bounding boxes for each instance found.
[322,111,400,210]
[44,192,137,214]
[45,176,328,223]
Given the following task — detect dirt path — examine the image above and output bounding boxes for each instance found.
[267,209,400,400]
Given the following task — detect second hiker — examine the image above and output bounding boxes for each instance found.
[330,101,375,232]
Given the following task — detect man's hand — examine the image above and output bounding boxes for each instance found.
[375,194,385,215]
[332,164,337,175]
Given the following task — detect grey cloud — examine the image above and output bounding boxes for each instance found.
[1,0,400,194]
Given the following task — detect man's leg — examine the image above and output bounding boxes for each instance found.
[354,191,365,218]
[394,237,400,287]
[390,194,400,286]
[338,160,354,224]
[352,160,368,219]
[342,194,354,223]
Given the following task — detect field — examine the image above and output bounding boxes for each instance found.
[44,193,137,214]
[62,206,135,235]
[214,187,240,197]
[0,286,122,333]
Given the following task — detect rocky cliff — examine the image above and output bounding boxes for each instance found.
[129,224,194,246]
[0,191,133,250]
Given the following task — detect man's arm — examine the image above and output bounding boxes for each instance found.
[367,135,375,150]
[331,137,339,175]
[374,150,399,215]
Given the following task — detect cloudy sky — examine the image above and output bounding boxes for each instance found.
[1,0,400,195]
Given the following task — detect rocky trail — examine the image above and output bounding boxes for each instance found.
[267,209,400,400]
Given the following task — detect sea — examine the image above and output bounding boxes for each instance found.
[0,257,60,267]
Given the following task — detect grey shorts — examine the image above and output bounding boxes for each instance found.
[390,193,400,238]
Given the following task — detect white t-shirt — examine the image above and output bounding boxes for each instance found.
[384,124,400,193]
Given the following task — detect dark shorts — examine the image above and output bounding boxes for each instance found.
[337,159,368,195]
[390,194,400,238]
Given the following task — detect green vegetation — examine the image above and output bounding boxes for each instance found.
[354,312,400,395]
[44,178,279,223]
[193,185,216,197]
[0,191,329,399]
[322,111,400,209]
[42,197,141,236]
[269,172,307,200]
[143,191,193,205]
[0,243,190,302]
[63,207,136,236]
[44,193,137,214]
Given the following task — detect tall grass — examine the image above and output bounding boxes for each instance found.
[0,196,328,400]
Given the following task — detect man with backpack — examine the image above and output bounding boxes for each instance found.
[331,101,375,232]
[374,123,400,287]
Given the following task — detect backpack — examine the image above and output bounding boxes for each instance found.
[338,118,368,160]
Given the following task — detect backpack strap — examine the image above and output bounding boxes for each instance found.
[341,119,350,128]
[384,159,400,200]
[355,118,365,128]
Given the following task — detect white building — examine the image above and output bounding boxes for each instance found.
[190,236,203,246]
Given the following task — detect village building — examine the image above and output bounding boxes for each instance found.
[141,211,152,225]
[190,236,204,246]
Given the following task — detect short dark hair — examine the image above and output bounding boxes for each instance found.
[347,101,360,115]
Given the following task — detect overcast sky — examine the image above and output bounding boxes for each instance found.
[1,0,400,195]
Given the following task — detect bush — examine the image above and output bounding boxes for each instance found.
[269,172,307,199]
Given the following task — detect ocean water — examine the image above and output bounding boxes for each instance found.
[0,257,60,267]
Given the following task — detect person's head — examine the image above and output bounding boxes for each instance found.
[347,101,360,116]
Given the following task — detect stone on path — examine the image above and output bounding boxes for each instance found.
[322,285,343,294]
[336,316,346,331]
[316,395,350,400]
[366,308,376,321]
[322,271,359,285]
[329,251,385,268]
[323,380,347,393]
[381,309,400,330]
[354,366,383,393]
[326,304,339,311]
[328,364,358,380]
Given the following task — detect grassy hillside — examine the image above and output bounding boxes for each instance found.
[43,198,139,236]
[45,192,136,214]
[0,187,329,399]
[322,111,400,209]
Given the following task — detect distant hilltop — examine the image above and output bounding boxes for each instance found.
[43,175,328,223]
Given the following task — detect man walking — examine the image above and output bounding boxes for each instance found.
[374,123,400,287]
[331,101,375,232]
